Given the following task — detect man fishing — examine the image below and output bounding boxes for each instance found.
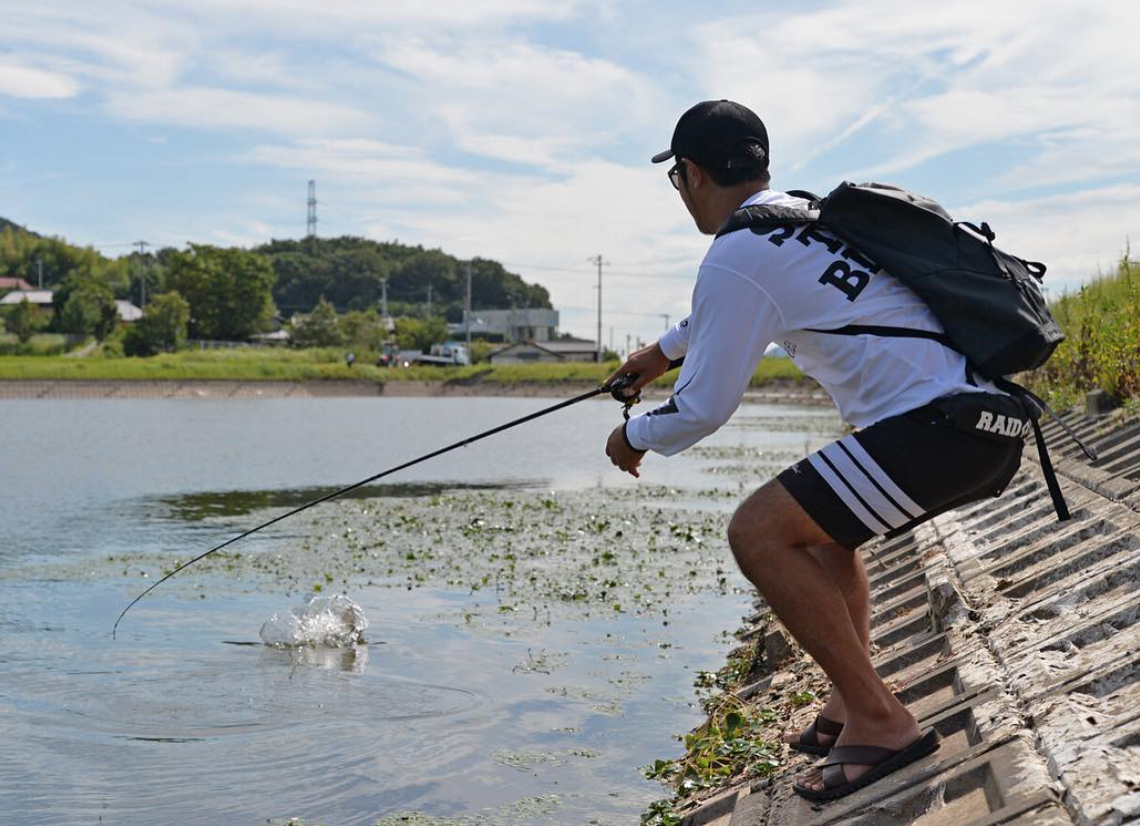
[604,100,1024,800]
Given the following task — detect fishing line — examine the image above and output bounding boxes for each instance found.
[112,372,655,638]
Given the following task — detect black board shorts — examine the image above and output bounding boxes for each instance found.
[777,393,1027,550]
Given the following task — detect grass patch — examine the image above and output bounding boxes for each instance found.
[1027,255,1140,407]
[0,332,73,356]
[0,347,810,388]
[0,347,388,382]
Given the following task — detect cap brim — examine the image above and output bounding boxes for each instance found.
[650,149,674,164]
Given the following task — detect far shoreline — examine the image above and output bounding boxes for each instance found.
[0,377,833,407]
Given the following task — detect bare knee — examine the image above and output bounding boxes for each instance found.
[727,480,834,570]
[728,483,784,568]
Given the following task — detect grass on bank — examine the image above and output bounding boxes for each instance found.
[0,345,810,388]
[0,332,72,356]
[1027,254,1140,411]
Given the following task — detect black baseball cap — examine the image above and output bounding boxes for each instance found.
[651,100,769,169]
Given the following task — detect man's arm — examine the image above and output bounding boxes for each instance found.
[623,264,783,456]
[606,315,690,398]
[657,317,690,361]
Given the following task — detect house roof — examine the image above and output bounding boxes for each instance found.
[0,289,53,305]
[0,277,33,291]
[488,341,563,360]
[538,338,597,353]
[115,300,143,322]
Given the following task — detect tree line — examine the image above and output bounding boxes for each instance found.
[0,221,551,356]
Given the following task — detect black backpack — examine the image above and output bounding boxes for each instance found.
[716,181,1096,521]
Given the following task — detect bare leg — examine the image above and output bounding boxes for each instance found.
[728,480,918,789]
[781,544,871,749]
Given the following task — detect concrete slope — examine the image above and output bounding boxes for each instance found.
[672,409,1140,826]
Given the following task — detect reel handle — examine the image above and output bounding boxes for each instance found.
[605,358,684,413]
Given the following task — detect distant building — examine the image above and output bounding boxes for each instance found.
[0,277,33,293]
[250,329,292,344]
[0,289,52,308]
[0,290,142,323]
[488,337,598,364]
[448,308,559,343]
[115,300,143,322]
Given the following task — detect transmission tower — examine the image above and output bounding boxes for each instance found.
[306,180,318,238]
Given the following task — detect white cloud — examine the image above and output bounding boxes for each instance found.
[375,38,659,169]
[245,135,701,338]
[687,0,1140,186]
[954,184,1140,290]
[3,0,1139,346]
[0,57,79,99]
[106,88,374,136]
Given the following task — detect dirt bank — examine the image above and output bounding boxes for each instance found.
[0,377,832,406]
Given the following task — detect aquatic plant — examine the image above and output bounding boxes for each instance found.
[643,694,780,795]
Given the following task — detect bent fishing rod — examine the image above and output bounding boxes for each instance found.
[112,366,678,639]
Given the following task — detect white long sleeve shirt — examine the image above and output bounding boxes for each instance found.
[624,189,997,456]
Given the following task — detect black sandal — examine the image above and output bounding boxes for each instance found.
[788,714,844,756]
[793,729,941,801]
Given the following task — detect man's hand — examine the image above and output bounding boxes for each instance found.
[606,423,646,478]
[606,342,671,399]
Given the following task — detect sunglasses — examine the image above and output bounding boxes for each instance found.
[668,160,684,190]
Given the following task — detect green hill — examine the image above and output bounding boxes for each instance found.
[0,218,38,237]
[257,236,551,321]
[0,218,551,320]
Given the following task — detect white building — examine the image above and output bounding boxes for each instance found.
[115,300,143,322]
[1,291,143,323]
[0,289,52,308]
[488,337,598,364]
[449,308,559,343]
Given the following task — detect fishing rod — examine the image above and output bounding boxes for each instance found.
[112,367,674,639]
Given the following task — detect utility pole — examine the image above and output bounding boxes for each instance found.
[380,278,389,318]
[134,240,150,306]
[588,254,608,362]
[661,313,671,331]
[609,326,614,352]
[36,257,43,290]
[426,283,432,316]
[625,333,631,359]
[306,180,318,238]
[465,260,473,350]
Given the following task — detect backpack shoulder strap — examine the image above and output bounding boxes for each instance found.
[993,378,1099,524]
[715,204,819,238]
[786,189,823,204]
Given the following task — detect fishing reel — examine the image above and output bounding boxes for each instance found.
[606,373,642,420]
[605,358,683,420]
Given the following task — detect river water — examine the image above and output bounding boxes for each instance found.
[0,395,840,826]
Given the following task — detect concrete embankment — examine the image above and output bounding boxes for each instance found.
[674,408,1140,826]
[0,378,831,405]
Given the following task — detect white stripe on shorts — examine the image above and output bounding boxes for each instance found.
[838,434,923,516]
[820,442,911,529]
[807,451,892,535]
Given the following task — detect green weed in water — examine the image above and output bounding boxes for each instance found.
[640,799,682,826]
[643,695,781,796]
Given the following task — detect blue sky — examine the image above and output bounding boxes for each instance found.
[1,0,1138,346]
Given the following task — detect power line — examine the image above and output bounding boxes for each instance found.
[559,305,682,319]
[495,259,695,281]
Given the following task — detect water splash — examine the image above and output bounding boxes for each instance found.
[259,594,368,647]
